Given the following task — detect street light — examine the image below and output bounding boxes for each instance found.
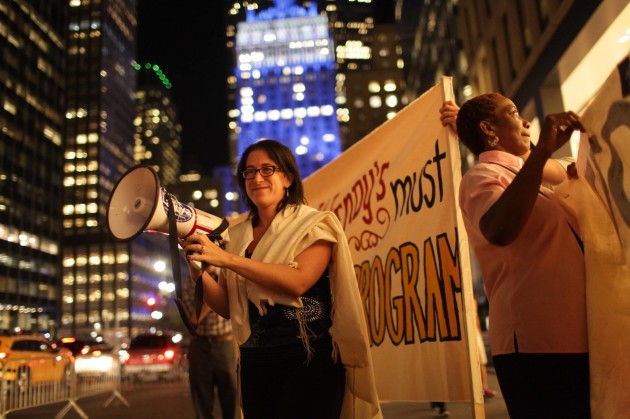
[154,260,166,273]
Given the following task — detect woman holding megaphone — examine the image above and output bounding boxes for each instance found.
[181,139,381,419]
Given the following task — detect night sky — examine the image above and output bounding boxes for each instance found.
[137,1,229,176]
[136,1,395,176]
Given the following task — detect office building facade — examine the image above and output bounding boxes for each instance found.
[234,1,342,178]
[62,0,154,343]
[457,0,629,157]
[0,0,67,335]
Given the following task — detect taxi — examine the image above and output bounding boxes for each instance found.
[0,334,73,391]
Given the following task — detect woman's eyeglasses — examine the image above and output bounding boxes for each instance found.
[241,166,282,179]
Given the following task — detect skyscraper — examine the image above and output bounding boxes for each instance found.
[62,0,148,342]
[235,0,342,178]
[134,62,182,186]
[0,0,67,334]
[225,1,397,163]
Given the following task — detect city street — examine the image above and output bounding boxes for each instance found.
[7,371,508,418]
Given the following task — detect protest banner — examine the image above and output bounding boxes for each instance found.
[304,77,482,412]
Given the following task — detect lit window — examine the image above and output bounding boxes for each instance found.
[368,81,380,93]
[294,108,307,119]
[384,80,396,92]
[306,106,320,117]
[4,99,17,115]
[369,96,382,108]
[320,105,334,116]
[268,110,280,121]
[385,95,398,108]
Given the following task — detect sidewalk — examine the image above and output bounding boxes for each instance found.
[381,367,508,418]
[6,370,508,419]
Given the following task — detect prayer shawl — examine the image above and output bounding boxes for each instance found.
[224,205,382,419]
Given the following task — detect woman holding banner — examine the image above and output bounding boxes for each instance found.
[181,139,381,419]
[441,95,590,419]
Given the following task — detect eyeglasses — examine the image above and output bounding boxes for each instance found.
[241,166,282,180]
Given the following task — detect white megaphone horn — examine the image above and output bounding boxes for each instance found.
[106,165,229,246]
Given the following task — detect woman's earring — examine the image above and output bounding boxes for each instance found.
[488,135,499,147]
[285,188,289,198]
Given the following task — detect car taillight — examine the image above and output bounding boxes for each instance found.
[164,350,175,360]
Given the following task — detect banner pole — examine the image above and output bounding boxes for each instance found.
[440,76,485,419]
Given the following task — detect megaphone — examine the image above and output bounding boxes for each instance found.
[106,165,229,245]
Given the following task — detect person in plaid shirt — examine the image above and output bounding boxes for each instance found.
[182,266,238,419]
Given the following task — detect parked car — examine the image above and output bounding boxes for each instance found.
[57,337,117,377]
[0,334,73,392]
[120,333,186,382]
[57,337,113,356]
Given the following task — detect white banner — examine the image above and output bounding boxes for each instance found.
[304,77,482,405]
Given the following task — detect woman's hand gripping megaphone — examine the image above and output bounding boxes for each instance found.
[181,232,228,275]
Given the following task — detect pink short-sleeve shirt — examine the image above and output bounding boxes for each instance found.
[459,151,587,355]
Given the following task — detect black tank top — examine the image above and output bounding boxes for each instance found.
[240,251,334,363]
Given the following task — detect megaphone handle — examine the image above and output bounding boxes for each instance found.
[166,193,185,301]
[189,231,221,269]
[189,259,208,271]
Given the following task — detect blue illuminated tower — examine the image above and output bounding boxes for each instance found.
[235,0,341,178]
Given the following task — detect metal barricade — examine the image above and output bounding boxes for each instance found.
[0,353,129,418]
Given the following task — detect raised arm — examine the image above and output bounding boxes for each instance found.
[479,112,584,246]
[520,149,572,186]
[442,100,574,185]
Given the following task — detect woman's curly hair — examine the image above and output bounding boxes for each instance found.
[236,139,306,226]
[456,93,503,156]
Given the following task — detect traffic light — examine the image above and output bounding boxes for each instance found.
[146,297,157,307]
